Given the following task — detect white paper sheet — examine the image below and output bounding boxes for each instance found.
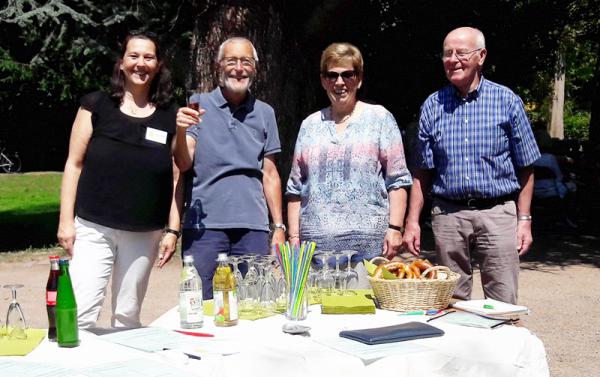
[452,299,528,316]
[98,327,198,352]
[0,359,80,377]
[312,336,428,362]
[77,358,193,377]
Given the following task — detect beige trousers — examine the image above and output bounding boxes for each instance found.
[70,217,162,329]
[431,198,520,304]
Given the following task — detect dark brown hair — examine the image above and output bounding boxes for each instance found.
[110,32,172,107]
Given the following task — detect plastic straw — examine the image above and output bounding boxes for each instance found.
[275,241,316,317]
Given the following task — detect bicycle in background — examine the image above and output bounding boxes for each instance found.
[0,147,21,173]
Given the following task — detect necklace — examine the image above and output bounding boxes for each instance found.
[331,103,356,124]
[123,100,152,116]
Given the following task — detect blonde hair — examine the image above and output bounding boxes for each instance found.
[320,42,364,74]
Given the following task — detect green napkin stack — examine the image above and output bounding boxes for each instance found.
[321,290,376,314]
[0,328,47,356]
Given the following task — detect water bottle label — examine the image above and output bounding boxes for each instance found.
[180,291,203,322]
[46,291,57,306]
[214,290,238,322]
[229,291,238,321]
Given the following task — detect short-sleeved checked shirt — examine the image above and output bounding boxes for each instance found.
[418,77,540,200]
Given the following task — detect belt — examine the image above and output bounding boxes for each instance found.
[433,194,516,209]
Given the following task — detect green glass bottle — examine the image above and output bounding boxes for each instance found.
[56,259,79,347]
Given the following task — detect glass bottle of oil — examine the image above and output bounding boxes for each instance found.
[213,253,238,326]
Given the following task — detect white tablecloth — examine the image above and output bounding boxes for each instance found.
[150,306,549,377]
[13,305,549,377]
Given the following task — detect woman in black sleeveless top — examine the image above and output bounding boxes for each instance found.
[57,32,181,328]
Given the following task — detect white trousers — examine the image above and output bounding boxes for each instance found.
[70,217,162,329]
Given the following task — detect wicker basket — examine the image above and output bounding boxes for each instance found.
[368,265,460,312]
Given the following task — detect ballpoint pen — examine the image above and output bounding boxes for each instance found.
[174,329,215,337]
[400,309,441,316]
[426,309,455,322]
[163,348,202,360]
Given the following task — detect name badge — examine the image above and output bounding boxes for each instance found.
[145,127,167,144]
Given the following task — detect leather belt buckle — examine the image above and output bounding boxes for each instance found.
[466,198,477,208]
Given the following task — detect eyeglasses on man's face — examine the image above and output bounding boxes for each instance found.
[441,48,482,61]
[322,70,357,82]
[222,57,255,68]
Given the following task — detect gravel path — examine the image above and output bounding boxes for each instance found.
[2,227,599,376]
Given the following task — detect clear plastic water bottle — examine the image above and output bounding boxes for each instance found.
[179,255,204,328]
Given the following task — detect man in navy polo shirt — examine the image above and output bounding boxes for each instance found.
[175,37,285,299]
[403,27,540,304]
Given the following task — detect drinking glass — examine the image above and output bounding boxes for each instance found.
[4,284,27,340]
[239,255,258,314]
[306,262,319,304]
[314,251,335,298]
[186,89,201,111]
[331,251,347,295]
[252,256,269,315]
[229,256,244,286]
[258,256,277,314]
[273,260,287,312]
[341,250,359,291]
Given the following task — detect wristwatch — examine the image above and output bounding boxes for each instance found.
[273,223,287,232]
[164,227,181,238]
[388,223,405,233]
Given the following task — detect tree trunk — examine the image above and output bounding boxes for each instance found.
[589,42,600,144]
[549,51,565,139]
[188,0,321,182]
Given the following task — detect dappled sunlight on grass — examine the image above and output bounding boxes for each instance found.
[0,173,62,251]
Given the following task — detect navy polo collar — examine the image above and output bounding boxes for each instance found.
[211,87,255,112]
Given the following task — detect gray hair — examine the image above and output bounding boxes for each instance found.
[473,28,486,49]
[216,37,259,63]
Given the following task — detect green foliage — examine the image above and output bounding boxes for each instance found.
[564,101,591,140]
[0,1,110,104]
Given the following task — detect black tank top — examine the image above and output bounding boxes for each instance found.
[75,91,176,231]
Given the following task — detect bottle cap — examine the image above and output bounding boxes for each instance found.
[58,258,70,266]
[49,255,60,260]
[216,253,228,262]
[183,255,194,263]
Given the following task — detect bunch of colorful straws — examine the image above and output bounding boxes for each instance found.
[273,241,316,318]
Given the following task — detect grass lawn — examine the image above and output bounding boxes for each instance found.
[0,172,62,252]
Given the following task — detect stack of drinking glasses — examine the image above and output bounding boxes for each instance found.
[234,254,287,318]
[309,250,360,302]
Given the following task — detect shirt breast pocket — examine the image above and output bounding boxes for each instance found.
[246,125,266,145]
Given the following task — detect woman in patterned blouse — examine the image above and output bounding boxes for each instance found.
[285,42,412,284]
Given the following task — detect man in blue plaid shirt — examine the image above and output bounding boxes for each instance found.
[403,27,540,304]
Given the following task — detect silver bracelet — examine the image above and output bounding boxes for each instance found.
[517,215,532,221]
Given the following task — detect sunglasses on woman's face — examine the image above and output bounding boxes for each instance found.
[323,70,357,82]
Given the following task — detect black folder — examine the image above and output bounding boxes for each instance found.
[339,321,444,345]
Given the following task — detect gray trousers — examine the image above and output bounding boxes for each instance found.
[431,198,520,304]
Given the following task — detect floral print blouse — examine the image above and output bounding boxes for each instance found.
[286,103,412,260]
